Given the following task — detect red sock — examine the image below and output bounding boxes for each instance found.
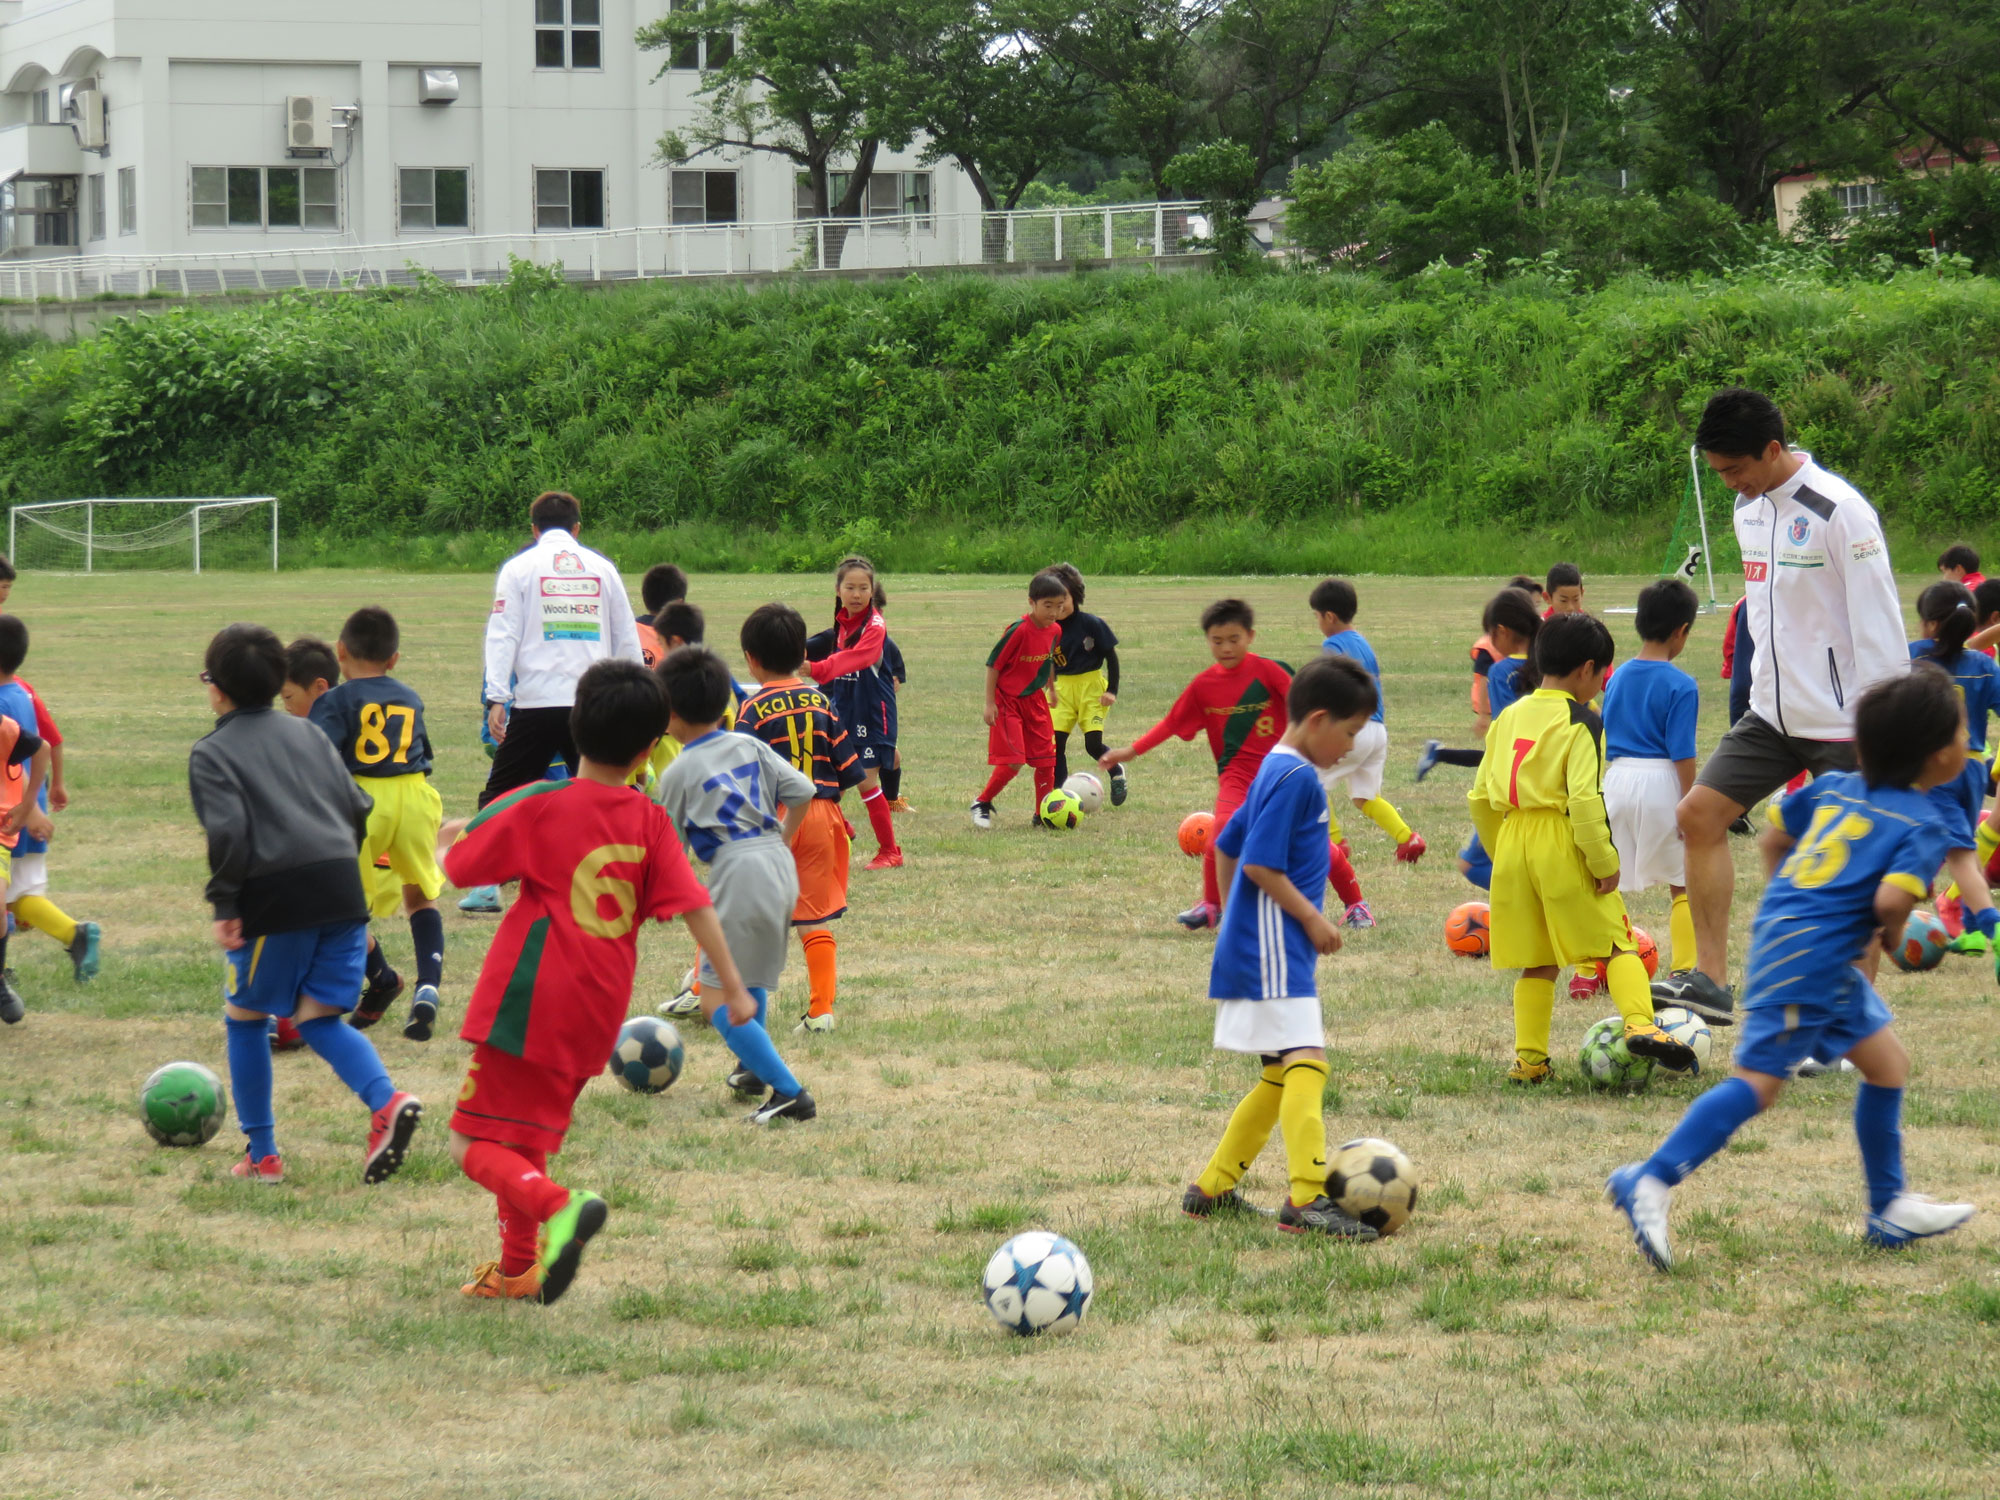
[860,785,897,853]
[1327,840,1363,907]
[978,764,1019,803]
[461,1140,571,1256]
[1032,764,1055,804]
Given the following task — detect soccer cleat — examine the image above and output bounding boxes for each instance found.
[1651,970,1737,1026]
[1182,1183,1253,1218]
[1395,833,1427,864]
[1727,813,1755,837]
[232,1152,285,1184]
[1414,740,1443,783]
[1175,901,1218,931]
[1937,893,1966,939]
[1277,1194,1379,1241]
[66,920,101,982]
[0,970,23,1025]
[968,800,995,831]
[865,847,904,870]
[362,1090,423,1184]
[404,985,439,1042]
[1568,966,1605,1001]
[350,968,404,1031]
[748,1088,817,1124]
[1342,901,1375,930]
[794,1012,835,1034]
[1507,1056,1553,1085]
[1622,1019,1698,1072]
[537,1190,608,1306]
[658,987,703,1020]
[270,1017,306,1053]
[458,884,503,914]
[1110,766,1129,806]
[460,1260,545,1300]
[1864,1192,1975,1249]
[1606,1164,1674,1270]
[1949,931,1992,956]
[726,1067,768,1098]
[887,797,916,814]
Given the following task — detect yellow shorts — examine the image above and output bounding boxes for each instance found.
[357,773,446,918]
[1489,809,1636,969]
[0,844,13,886]
[1051,670,1110,735]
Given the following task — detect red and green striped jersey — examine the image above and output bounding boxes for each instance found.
[446,777,710,1078]
[987,615,1062,697]
[1131,655,1293,779]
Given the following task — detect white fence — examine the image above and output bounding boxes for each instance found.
[0,202,1208,301]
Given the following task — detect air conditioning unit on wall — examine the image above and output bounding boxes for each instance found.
[286,95,332,152]
[68,85,107,151]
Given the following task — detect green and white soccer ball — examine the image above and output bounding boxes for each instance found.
[1579,1016,1655,1090]
[1062,772,1105,815]
[1652,1005,1712,1075]
[608,1016,685,1094]
[1038,787,1084,830]
[140,1061,227,1147]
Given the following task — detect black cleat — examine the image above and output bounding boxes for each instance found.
[0,969,23,1024]
[1277,1194,1379,1241]
[350,968,404,1031]
[726,1067,768,1098]
[1182,1183,1253,1219]
[1728,812,1755,836]
[1110,765,1129,806]
[402,985,438,1042]
[1652,970,1736,1026]
[748,1088,817,1124]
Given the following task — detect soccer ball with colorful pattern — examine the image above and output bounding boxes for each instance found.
[1327,1137,1418,1235]
[1444,901,1490,956]
[1038,787,1084,830]
[981,1231,1093,1335]
[1579,1015,1655,1090]
[1063,771,1105,814]
[1651,1006,1712,1075]
[1889,909,1950,973]
[140,1061,227,1147]
[608,1016,685,1094]
[1178,811,1214,857]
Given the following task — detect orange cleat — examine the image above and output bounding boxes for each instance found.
[459,1261,546,1300]
[232,1152,285,1183]
[865,847,904,870]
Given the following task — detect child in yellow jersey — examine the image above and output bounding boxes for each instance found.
[1470,613,1700,1083]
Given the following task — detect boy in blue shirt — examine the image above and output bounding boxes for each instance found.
[1910,582,2000,953]
[1310,580,1425,876]
[1608,664,1983,1269]
[1180,655,1382,1240]
[0,617,98,989]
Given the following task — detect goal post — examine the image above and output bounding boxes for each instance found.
[7,498,279,574]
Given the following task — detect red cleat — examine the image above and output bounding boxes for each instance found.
[270,1017,306,1052]
[232,1152,284,1183]
[363,1090,423,1185]
[1395,833,1427,864]
[1568,967,1605,1002]
[865,847,904,870]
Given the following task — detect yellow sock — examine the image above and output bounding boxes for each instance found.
[1195,1063,1285,1197]
[1278,1058,1331,1208]
[1606,951,1654,1029]
[1513,976,1556,1063]
[1669,892,1696,974]
[1359,796,1412,845]
[1977,815,1999,867]
[1326,804,1343,843]
[10,895,76,947]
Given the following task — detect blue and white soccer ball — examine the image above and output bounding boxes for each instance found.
[1651,1005,1712,1075]
[981,1231,1093,1335]
[608,1016,685,1094]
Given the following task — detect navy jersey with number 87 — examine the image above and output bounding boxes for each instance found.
[309,676,435,778]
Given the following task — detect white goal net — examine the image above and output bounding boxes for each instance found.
[7,498,278,574]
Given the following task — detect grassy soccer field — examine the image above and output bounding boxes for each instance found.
[1,570,1996,1500]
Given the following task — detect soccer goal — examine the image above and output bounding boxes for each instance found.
[7,498,279,574]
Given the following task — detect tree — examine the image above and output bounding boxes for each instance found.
[1287,122,1527,274]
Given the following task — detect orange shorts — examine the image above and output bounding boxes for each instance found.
[791,797,851,926]
[449,1042,593,1155]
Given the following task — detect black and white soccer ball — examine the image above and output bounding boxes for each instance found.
[1326,1137,1418,1236]
[608,1016,685,1095]
[981,1231,1093,1335]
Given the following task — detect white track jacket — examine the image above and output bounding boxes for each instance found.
[482,528,643,709]
[1732,454,1905,742]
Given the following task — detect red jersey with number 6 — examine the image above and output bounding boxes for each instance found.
[1131,655,1293,781]
[446,777,711,1077]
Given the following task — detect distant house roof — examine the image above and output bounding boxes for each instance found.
[1777,142,2000,186]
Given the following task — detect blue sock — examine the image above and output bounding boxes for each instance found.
[753,986,768,1028]
[409,907,444,990]
[712,991,801,1099]
[1644,1076,1763,1186]
[1855,1082,1905,1214]
[296,1015,395,1112]
[224,1014,277,1161]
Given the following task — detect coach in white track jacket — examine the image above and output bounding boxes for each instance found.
[1658,388,1908,1025]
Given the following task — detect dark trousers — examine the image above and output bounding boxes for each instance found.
[478,705,577,808]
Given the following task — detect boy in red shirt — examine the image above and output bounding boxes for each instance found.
[969,571,1068,829]
[440,658,757,1305]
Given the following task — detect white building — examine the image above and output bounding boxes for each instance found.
[0,0,972,261]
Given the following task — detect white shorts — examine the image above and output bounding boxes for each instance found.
[1604,757,1685,892]
[1213,996,1324,1055]
[1318,719,1388,802]
[7,852,46,900]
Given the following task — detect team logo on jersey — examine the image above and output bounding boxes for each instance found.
[1787,516,1811,544]
[552,550,584,574]
[1744,561,1769,581]
[1851,535,1883,563]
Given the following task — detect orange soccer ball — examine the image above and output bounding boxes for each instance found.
[1632,927,1660,978]
[1178,811,1216,858]
[1444,901,1491,956]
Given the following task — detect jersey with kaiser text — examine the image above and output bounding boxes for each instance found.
[309,676,434,778]
[736,679,864,801]
[1132,655,1292,779]
[987,615,1062,697]
[1468,688,1616,879]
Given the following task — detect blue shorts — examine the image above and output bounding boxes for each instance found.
[222,920,368,1017]
[855,737,893,771]
[1733,968,1894,1079]
[1458,832,1492,891]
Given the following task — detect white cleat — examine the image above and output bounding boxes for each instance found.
[1606,1163,1674,1270]
[1865,1193,1974,1250]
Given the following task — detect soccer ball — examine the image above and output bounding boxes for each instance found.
[1327,1137,1418,1235]
[981,1231,1093,1335]
[1631,926,1660,979]
[1579,1015,1655,1090]
[1178,811,1215,857]
[608,1016,685,1094]
[1652,1005,1711,1075]
[1038,787,1084,830]
[1063,772,1105,815]
[140,1061,227,1147]
[1444,901,1491,956]
[1890,909,1950,972]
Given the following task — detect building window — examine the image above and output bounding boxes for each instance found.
[665,0,735,71]
[191,166,339,231]
[535,0,602,70]
[670,170,736,225]
[796,170,932,223]
[400,168,471,231]
[87,173,105,241]
[1837,182,1887,218]
[0,177,77,250]
[535,168,605,230]
[118,167,135,234]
